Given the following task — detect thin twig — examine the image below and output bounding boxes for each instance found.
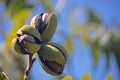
[23,54,36,80]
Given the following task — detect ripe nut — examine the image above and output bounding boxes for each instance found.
[37,42,68,76]
[12,25,41,54]
[30,12,57,43]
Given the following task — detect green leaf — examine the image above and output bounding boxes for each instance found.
[105,52,110,70]
[11,8,31,22]
[81,27,89,43]
[62,76,72,80]
[111,38,120,71]
[5,0,33,17]
[106,73,112,80]
[64,38,73,56]
[0,72,5,80]
[90,42,100,65]
[0,68,12,80]
[56,76,65,80]
[88,10,101,24]
[81,73,91,80]
[4,9,31,53]
[0,68,5,80]
[40,0,53,11]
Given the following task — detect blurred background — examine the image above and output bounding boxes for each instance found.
[0,0,120,80]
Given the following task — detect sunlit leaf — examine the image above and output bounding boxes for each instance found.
[0,68,5,80]
[0,68,13,80]
[71,26,80,35]
[0,72,5,80]
[106,73,112,80]
[81,27,88,43]
[4,8,31,53]
[64,38,73,56]
[62,76,72,80]
[81,73,91,80]
[5,0,33,17]
[11,8,31,22]
[40,0,53,11]
[90,42,100,65]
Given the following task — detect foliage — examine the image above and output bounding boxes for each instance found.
[81,73,91,80]
[69,8,120,69]
[62,76,72,80]
[106,73,112,80]
[58,73,112,80]
[0,0,119,80]
[0,67,15,80]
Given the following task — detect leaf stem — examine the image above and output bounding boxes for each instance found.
[23,54,36,80]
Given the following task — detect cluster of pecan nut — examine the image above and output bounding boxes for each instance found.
[12,12,68,76]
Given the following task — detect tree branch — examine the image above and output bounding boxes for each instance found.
[23,54,36,80]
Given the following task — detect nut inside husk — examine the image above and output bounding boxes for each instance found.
[12,25,41,54]
[39,57,64,75]
[30,12,57,42]
[17,25,41,41]
[38,42,68,75]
